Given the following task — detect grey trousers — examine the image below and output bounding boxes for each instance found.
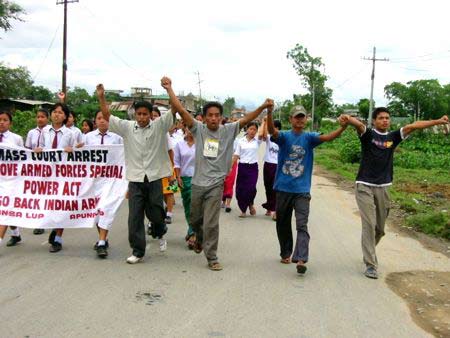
[190,183,224,264]
[128,179,166,258]
[275,191,311,263]
[355,183,390,269]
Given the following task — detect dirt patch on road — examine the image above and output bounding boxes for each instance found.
[386,271,450,338]
[397,182,450,200]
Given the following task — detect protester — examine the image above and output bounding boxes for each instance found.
[234,121,262,217]
[97,84,173,264]
[0,111,25,247]
[340,108,449,279]
[221,137,239,213]
[84,110,123,258]
[80,118,94,143]
[39,102,76,252]
[173,124,196,249]
[162,76,274,271]
[267,105,347,275]
[259,117,281,221]
[25,108,50,235]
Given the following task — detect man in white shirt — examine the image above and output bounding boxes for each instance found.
[97,84,175,264]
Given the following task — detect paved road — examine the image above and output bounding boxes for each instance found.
[1,148,449,338]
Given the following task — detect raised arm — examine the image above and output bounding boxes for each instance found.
[161,77,195,128]
[57,92,66,103]
[340,114,365,135]
[402,115,449,137]
[266,104,278,139]
[258,117,268,140]
[96,84,111,122]
[239,99,274,129]
[318,123,347,142]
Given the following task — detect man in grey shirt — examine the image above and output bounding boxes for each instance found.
[97,84,174,264]
[161,76,274,270]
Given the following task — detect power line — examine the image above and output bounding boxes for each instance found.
[33,24,60,82]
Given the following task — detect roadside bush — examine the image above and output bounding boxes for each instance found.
[406,211,450,239]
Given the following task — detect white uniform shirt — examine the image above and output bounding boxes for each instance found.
[0,130,24,146]
[25,125,50,149]
[234,136,262,164]
[68,125,83,144]
[173,140,196,177]
[41,125,76,149]
[84,130,123,145]
[264,136,279,164]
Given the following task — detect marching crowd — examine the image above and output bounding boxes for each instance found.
[0,76,448,278]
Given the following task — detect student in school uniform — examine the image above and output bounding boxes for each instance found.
[84,111,123,258]
[0,111,25,247]
[25,108,51,235]
[38,102,76,253]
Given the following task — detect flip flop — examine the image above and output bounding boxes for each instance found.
[193,241,203,254]
[280,257,291,264]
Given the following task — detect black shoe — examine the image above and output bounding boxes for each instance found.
[96,245,108,258]
[48,230,56,245]
[33,228,45,235]
[164,216,172,224]
[93,240,109,250]
[225,207,231,213]
[49,242,62,253]
[6,236,21,247]
[296,264,307,274]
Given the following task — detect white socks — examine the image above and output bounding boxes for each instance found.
[11,228,20,237]
[98,240,106,246]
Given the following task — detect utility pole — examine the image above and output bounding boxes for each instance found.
[195,71,203,112]
[56,0,79,102]
[363,46,389,120]
[310,63,315,131]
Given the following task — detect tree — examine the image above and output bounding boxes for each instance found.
[385,79,448,120]
[286,44,333,128]
[0,0,25,34]
[24,85,54,101]
[357,98,371,120]
[222,97,236,117]
[0,62,33,98]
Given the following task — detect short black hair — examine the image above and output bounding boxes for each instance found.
[246,121,259,130]
[372,107,390,120]
[273,119,282,130]
[82,119,94,132]
[134,101,153,113]
[202,101,223,116]
[0,111,12,122]
[52,103,70,124]
[37,108,49,118]
[152,106,161,116]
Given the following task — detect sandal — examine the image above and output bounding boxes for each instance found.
[208,262,223,271]
[187,235,196,250]
[193,241,203,254]
[249,205,256,216]
[280,257,291,264]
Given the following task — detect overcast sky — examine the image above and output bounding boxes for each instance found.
[2,0,449,109]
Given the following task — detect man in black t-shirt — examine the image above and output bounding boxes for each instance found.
[341,108,448,279]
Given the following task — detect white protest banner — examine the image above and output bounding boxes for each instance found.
[0,144,127,229]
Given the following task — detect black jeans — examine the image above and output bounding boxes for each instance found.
[128,178,166,257]
[275,191,311,263]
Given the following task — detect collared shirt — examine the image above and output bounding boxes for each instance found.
[41,125,76,149]
[109,112,175,182]
[0,130,24,147]
[174,140,196,177]
[25,125,50,149]
[234,136,262,164]
[68,125,83,144]
[84,130,123,145]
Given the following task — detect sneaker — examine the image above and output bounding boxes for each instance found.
[6,236,21,247]
[221,202,225,208]
[164,216,172,224]
[96,245,108,258]
[364,266,378,279]
[33,228,45,235]
[126,255,143,264]
[93,240,109,250]
[159,239,167,252]
[225,207,231,213]
[49,242,62,253]
[147,223,153,236]
[296,263,307,274]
